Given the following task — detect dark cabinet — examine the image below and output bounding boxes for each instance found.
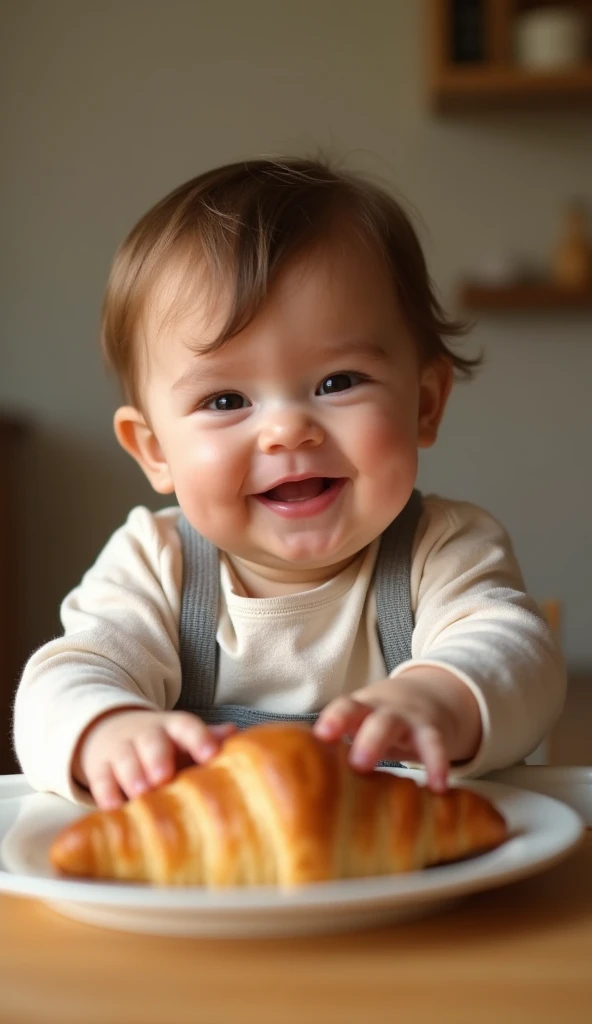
[0,416,26,773]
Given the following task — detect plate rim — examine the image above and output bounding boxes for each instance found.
[0,772,584,912]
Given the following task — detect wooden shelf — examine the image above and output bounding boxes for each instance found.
[460,282,592,311]
[432,65,592,112]
[428,0,592,113]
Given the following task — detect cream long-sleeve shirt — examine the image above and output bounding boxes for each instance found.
[13,495,566,803]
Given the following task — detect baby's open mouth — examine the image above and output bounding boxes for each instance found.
[262,478,335,502]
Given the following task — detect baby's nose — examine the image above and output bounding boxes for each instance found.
[257,407,324,453]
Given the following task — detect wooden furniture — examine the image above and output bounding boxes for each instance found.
[428,0,592,112]
[0,416,26,774]
[0,832,590,1023]
[458,205,592,312]
[459,281,592,311]
[549,673,592,765]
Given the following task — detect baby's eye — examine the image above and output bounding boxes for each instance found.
[203,392,250,412]
[316,372,366,396]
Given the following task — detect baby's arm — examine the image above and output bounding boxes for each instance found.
[13,506,224,804]
[316,498,566,783]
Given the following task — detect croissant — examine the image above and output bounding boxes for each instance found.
[49,724,507,887]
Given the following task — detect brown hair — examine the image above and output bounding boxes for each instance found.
[101,156,477,407]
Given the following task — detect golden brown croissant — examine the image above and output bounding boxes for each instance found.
[49,724,507,886]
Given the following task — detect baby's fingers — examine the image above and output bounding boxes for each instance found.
[164,713,236,764]
[88,762,125,811]
[414,724,449,794]
[313,697,372,742]
[347,709,408,771]
[87,741,151,808]
[111,740,152,801]
[135,726,178,787]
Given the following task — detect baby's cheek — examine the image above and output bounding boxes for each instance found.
[352,417,418,514]
[189,436,228,473]
[354,410,417,468]
[173,436,250,530]
[184,436,241,488]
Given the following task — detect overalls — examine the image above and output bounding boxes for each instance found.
[175,489,423,766]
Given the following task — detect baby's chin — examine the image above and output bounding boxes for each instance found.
[248,534,369,573]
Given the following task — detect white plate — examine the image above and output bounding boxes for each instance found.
[486,766,592,825]
[0,772,583,938]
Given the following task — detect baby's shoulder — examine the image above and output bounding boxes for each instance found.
[126,504,183,539]
[91,505,184,576]
[416,494,512,552]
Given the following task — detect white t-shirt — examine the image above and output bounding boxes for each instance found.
[13,495,566,803]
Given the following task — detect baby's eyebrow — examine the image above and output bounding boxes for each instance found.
[171,363,223,393]
[319,338,392,364]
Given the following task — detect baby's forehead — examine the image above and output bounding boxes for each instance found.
[142,254,230,350]
[147,218,396,329]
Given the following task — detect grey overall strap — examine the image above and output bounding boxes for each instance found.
[176,489,423,717]
[374,488,423,673]
[176,517,220,711]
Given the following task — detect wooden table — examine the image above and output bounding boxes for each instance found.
[0,833,590,1024]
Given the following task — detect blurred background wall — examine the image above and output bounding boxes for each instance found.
[1,0,591,675]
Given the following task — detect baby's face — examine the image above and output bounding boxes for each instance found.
[133,225,448,575]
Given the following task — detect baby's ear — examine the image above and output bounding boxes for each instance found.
[113,406,175,494]
[417,358,453,449]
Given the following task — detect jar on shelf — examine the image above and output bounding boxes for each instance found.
[515,6,589,71]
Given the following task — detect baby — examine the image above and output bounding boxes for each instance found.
[14,157,566,809]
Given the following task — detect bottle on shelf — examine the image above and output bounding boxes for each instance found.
[450,0,486,63]
[552,202,592,290]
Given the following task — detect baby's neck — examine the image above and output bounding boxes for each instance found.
[225,552,362,598]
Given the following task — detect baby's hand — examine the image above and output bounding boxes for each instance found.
[313,667,482,793]
[73,709,236,810]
